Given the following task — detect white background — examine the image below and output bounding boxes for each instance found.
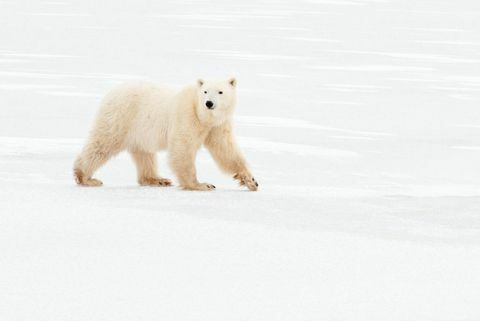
[1,0,480,320]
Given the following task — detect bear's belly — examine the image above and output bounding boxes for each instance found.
[122,85,175,153]
[125,114,169,153]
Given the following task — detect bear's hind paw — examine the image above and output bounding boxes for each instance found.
[183,182,216,191]
[139,177,172,187]
[79,178,103,187]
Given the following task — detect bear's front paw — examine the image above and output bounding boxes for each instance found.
[233,172,258,191]
[184,182,216,191]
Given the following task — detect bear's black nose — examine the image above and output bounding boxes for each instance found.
[205,101,214,109]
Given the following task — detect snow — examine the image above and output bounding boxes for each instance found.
[1,0,480,320]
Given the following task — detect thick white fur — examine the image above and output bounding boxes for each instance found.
[73,78,258,191]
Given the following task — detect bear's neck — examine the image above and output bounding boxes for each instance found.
[195,104,232,128]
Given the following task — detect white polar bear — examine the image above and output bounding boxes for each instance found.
[73,78,258,191]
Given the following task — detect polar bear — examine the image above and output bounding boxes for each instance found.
[73,78,258,191]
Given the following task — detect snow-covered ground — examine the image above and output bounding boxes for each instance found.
[1,0,480,320]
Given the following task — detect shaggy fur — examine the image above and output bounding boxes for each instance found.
[73,78,258,191]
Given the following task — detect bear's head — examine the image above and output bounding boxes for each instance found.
[196,77,237,124]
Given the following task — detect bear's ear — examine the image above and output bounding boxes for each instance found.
[197,79,204,87]
[228,77,236,87]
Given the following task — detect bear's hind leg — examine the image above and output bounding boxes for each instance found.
[74,140,121,186]
[131,151,172,186]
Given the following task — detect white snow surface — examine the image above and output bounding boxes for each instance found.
[1,0,480,320]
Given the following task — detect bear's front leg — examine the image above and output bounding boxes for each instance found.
[205,122,259,191]
[169,140,216,191]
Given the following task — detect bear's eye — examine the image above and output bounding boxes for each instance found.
[218,91,223,94]
[204,91,207,94]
